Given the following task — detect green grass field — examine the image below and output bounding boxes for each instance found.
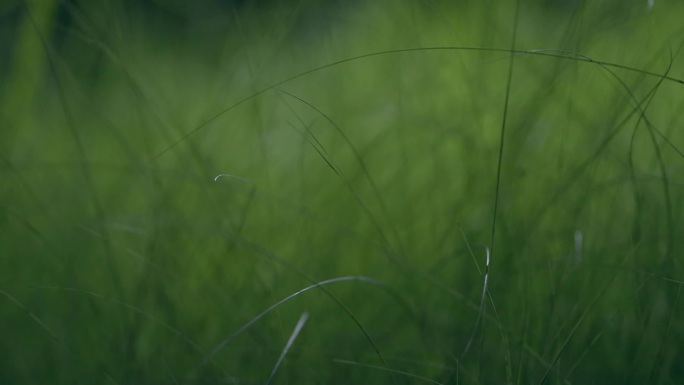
[2,0,684,384]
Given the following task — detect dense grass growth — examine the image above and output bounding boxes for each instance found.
[2,0,684,384]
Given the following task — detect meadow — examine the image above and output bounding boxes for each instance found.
[1,0,684,384]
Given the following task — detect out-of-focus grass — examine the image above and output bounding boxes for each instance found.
[1,0,683,384]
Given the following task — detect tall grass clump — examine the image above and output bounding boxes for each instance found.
[1,0,683,384]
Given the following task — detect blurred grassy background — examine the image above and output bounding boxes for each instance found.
[2,0,684,384]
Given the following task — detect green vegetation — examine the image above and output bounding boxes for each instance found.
[2,0,683,383]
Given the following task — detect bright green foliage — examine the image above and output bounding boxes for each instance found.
[2,1,683,384]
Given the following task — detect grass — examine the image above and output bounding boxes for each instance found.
[2,0,684,384]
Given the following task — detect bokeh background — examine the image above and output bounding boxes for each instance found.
[2,0,683,384]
